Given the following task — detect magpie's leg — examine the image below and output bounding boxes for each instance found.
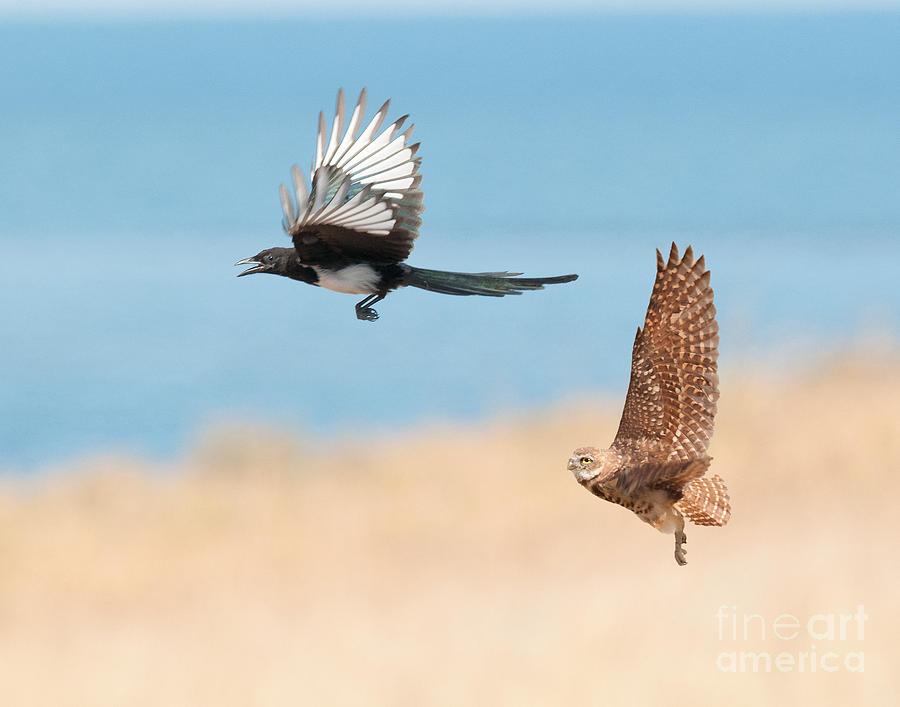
[673,512,688,566]
[355,294,385,322]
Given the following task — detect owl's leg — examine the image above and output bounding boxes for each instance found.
[355,293,385,322]
[674,512,688,566]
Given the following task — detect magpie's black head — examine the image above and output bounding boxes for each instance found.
[235,247,296,277]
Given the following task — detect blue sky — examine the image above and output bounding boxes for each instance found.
[2,0,899,19]
[1,10,898,467]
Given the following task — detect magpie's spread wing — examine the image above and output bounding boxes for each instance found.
[279,89,424,265]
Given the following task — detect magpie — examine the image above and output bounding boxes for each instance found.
[236,88,578,321]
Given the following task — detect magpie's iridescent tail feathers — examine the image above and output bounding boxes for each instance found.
[403,266,578,297]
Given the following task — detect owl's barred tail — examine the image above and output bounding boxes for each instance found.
[403,266,578,297]
[678,474,731,527]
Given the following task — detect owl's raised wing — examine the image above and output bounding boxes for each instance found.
[612,243,719,462]
[279,88,424,265]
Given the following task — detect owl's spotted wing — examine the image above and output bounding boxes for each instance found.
[612,243,719,463]
[278,88,424,265]
[613,458,710,496]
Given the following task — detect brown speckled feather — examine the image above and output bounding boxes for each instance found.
[614,458,710,496]
[679,473,731,526]
[569,244,729,565]
[613,243,719,463]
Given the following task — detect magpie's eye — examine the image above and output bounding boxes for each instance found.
[265,254,274,263]
[580,456,593,466]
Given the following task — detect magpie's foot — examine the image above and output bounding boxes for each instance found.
[356,306,380,322]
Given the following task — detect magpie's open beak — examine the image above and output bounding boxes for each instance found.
[235,257,265,277]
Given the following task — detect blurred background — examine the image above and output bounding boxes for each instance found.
[0,1,898,705]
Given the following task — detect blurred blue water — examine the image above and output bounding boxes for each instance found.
[1,15,898,469]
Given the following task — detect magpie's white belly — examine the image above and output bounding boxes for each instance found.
[312,264,380,295]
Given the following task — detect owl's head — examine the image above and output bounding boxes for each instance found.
[568,446,604,483]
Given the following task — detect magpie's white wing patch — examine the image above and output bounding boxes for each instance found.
[280,88,424,239]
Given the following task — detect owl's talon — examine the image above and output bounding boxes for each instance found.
[674,520,688,566]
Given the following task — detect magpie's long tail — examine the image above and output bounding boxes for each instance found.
[403,266,578,297]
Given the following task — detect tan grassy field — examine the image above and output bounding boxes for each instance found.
[1,352,898,705]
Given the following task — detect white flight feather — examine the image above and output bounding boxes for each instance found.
[291,164,308,211]
[314,112,326,174]
[375,178,416,191]
[330,88,366,166]
[282,90,421,237]
[325,188,374,220]
[322,89,345,167]
[336,205,391,226]
[356,163,417,185]
[310,166,329,213]
[341,124,402,173]
[279,183,295,224]
[351,145,413,177]
[334,100,390,170]
[341,213,394,229]
[316,179,351,219]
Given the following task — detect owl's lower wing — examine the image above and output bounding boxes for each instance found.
[613,243,719,461]
[614,457,710,496]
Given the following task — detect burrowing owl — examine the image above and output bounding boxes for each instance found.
[568,243,730,566]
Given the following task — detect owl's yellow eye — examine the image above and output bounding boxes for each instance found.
[580,456,593,466]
